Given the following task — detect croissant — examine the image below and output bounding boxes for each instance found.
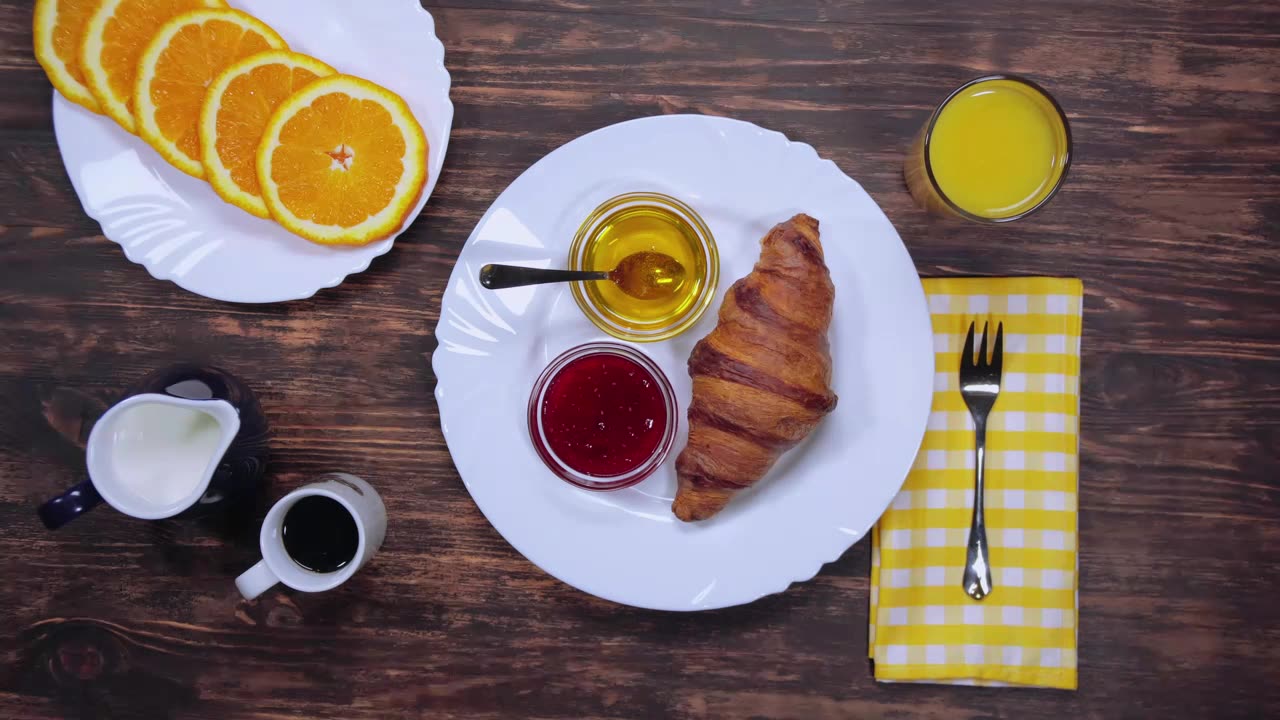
[673,213,838,521]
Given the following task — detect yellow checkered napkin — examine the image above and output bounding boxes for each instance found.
[869,277,1082,690]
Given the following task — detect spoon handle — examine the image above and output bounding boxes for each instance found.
[479,264,610,290]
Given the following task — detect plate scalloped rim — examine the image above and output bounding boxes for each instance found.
[52,0,453,303]
[433,114,934,611]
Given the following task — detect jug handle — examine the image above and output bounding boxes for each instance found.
[39,480,103,529]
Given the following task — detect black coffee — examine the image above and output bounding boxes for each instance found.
[282,496,358,573]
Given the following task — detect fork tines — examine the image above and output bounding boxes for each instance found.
[962,321,1004,376]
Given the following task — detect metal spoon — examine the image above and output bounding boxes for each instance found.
[479,251,687,301]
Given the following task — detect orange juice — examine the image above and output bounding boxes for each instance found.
[905,76,1071,222]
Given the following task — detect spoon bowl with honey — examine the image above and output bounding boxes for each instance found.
[479,251,687,301]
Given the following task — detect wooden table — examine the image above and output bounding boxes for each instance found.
[2,1,1278,717]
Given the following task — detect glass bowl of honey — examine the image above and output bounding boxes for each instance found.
[568,192,718,342]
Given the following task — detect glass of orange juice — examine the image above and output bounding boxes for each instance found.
[905,75,1072,222]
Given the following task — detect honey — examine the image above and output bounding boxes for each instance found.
[570,193,718,343]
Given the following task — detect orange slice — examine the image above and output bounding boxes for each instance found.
[80,0,226,133]
[199,50,336,218]
[257,75,429,246]
[33,0,102,113]
[134,9,286,179]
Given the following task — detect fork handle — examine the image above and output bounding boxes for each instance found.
[963,419,993,600]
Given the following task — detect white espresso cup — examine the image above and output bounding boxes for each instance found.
[235,473,386,600]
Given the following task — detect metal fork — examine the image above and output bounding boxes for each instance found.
[960,320,1003,601]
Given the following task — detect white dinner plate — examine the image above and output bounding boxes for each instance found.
[52,0,453,303]
[433,115,934,611]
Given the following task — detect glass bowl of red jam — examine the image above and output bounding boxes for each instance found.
[528,342,678,491]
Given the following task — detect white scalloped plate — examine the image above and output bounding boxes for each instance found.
[433,115,933,611]
[52,0,453,303]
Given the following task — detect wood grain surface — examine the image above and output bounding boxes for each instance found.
[2,0,1279,718]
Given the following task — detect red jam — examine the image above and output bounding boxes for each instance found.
[540,353,667,477]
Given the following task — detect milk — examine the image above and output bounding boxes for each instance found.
[82,392,240,519]
[108,403,225,507]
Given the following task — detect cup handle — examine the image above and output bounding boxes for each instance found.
[38,479,103,530]
[235,559,279,600]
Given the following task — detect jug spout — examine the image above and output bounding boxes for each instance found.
[176,394,241,437]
